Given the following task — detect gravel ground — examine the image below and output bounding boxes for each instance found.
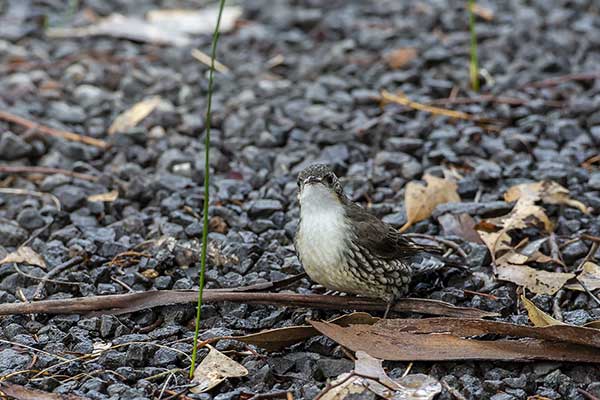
[1,0,600,399]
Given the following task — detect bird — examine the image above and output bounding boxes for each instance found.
[294,163,448,316]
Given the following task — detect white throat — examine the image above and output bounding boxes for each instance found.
[296,184,351,290]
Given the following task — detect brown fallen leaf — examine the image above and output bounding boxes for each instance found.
[564,262,600,292]
[108,96,162,135]
[0,382,88,400]
[385,47,418,69]
[496,262,574,295]
[438,213,483,243]
[0,246,46,269]
[190,344,248,394]
[504,181,589,214]
[310,317,600,362]
[234,312,378,352]
[400,174,460,233]
[521,295,565,326]
[87,190,119,202]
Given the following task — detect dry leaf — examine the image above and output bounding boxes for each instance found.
[234,312,378,352]
[190,345,248,394]
[585,320,600,330]
[87,190,119,202]
[438,213,483,243]
[319,351,441,400]
[477,186,554,260]
[108,96,161,135]
[0,246,46,269]
[310,317,600,363]
[504,181,588,214]
[520,295,565,327]
[47,14,192,46]
[400,174,460,233]
[496,263,574,295]
[472,4,494,21]
[319,373,367,400]
[146,7,242,34]
[385,47,418,69]
[564,262,600,292]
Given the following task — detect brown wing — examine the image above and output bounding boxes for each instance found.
[345,202,438,260]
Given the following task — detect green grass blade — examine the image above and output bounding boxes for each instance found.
[468,0,480,92]
[189,0,227,379]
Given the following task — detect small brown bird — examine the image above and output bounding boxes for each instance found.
[294,164,446,315]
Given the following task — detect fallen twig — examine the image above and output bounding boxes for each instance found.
[380,90,503,125]
[0,188,61,211]
[429,94,563,108]
[522,71,600,88]
[578,388,600,400]
[0,165,98,182]
[32,256,86,300]
[0,290,498,319]
[191,49,230,74]
[0,110,109,149]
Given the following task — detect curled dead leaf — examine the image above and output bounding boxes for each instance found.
[504,181,588,214]
[400,174,460,233]
[318,351,441,400]
[520,295,565,327]
[190,344,248,394]
[0,246,46,269]
[108,96,161,135]
[564,262,600,292]
[496,263,574,295]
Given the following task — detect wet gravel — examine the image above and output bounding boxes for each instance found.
[1,0,600,399]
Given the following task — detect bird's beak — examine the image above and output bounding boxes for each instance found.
[304,176,321,185]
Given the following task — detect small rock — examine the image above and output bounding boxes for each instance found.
[16,208,46,230]
[0,131,32,160]
[0,218,28,246]
[248,199,283,218]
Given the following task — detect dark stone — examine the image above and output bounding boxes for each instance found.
[248,199,283,218]
[53,185,87,211]
[0,218,28,246]
[0,131,33,160]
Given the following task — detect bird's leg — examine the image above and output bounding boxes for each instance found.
[383,299,394,319]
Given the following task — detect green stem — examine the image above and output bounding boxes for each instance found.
[189,0,227,379]
[468,0,480,92]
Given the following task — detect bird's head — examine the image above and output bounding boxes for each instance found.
[297,164,345,208]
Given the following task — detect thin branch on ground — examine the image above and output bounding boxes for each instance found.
[522,71,600,88]
[0,289,498,319]
[0,110,109,149]
[0,188,62,210]
[0,165,99,181]
[33,255,86,300]
[380,90,503,125]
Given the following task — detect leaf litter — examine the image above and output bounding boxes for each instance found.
[190,344,248,394]
[399,174,460,233]
[309,316,600,363]
[475,180,589,295]
[318,351,441,400]
[0,246,47,269]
